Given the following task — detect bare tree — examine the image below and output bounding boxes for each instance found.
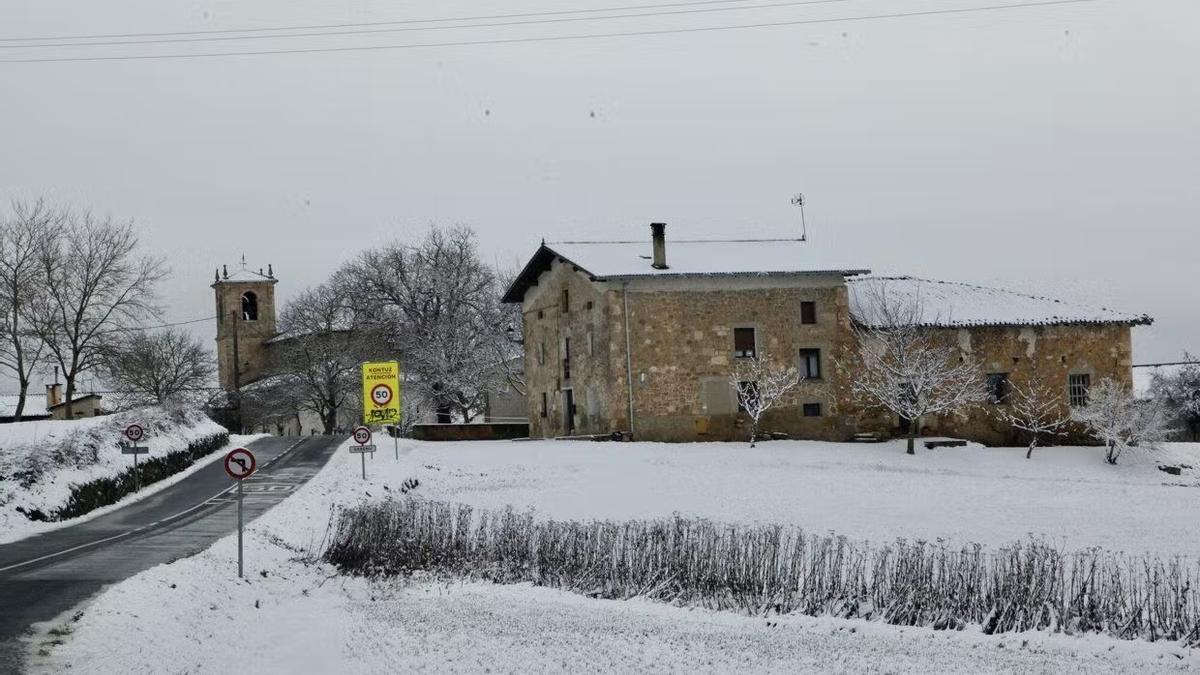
[339,225,520,422]
[730,351,803,447]
[990,379,1071,459]
[845,281,987,455]
[102,328,215,407]
[0,200,58,420]
[270,282,379,434]
[1149,355,1200,441]
[31,211,167,418]
[1072,378,1173,465]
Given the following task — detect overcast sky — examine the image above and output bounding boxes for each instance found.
[1,0,1196,392]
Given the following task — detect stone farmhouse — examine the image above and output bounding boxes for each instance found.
[501,224,1152,445]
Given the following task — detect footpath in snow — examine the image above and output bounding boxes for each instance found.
[31,438,1200,673]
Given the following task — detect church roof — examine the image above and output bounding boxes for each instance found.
[212,263,277,284]
[848,276,1153,329]
[502,239,870,303]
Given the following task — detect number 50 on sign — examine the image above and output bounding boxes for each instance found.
[362,361,401,425]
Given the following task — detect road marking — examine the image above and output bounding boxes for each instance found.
[0,438,312,575]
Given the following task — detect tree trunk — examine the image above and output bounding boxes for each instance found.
[906,416,918,455]
[12,379,28,422]
[1026,435,1038,460]
[749,421,758,448]
[64,376,76,420]
[1105,440,1118,465]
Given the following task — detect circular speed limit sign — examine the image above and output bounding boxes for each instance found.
[370,383,394,407]
[352,426,372,446]
[124,424,144,443]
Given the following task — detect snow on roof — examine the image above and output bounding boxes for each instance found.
[214,268,276,284]
[848,276,1152,329]
[502,238,869,302]
[0,394,49,418]
[547,239,869,279]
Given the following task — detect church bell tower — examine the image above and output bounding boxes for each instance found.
[213,260,279,390]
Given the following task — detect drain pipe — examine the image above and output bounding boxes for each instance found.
[622,281,636,440]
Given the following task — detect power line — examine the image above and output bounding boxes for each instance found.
[0,0,1105,64]
[0,0,864,50]
[0,0,819,42]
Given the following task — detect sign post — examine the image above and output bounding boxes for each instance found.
[223,447,257,578]
[120,424,149,490]
[350,426,375,480]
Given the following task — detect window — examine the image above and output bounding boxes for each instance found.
[563,338,572,380]
[1068,373,1091,407]
[733,327,757,359]
[800,301,817,325]
[586,300,594,310]
[538,342,546,366]
[561,289,570,313]
[986,373,1012,404]
[537,310,544,319]
[587,331,595,356]
[799,349,822,379]
[540,392,548,418]
[803,403,822,417]
[736,381,759,412]
[241,291,258,321]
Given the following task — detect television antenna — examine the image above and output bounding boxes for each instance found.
[791,193,808,241]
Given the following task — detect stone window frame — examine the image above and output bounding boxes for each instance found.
[587,331,595,357]
[241,291,259,322]
[800,301,817,325]
[986,372,1012,405]
[1068,372,1092,407]
[798,348,823,380]
[732,323,760,360]
[538,342,546,366]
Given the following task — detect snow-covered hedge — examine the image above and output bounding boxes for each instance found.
[0,406,227,532]
[326,498,1200,646]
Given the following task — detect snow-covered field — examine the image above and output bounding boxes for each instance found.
[0,408,242,544]
[32,438,1200,672]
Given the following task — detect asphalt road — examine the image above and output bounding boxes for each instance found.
[0,434,344,673]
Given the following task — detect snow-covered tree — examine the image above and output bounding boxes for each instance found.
[845,281,987,455]
[990,379,1071,459]
[31,210,167,418]
[729,351,802,447]
[1149,356,1200,441]
[0,200,56,420]
[1071,378,1173,465]
[338,225,520,422]
[102,328,215,408]
[269,282,382,434]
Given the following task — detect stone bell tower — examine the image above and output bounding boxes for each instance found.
[213,260,279,390]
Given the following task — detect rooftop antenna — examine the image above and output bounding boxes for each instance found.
[791,193,808,241]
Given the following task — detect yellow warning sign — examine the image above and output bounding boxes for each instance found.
[362,361,401,425]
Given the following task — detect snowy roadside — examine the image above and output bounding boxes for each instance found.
[31,438,1200,673]
[0,408,246,544]
[0,433,267,546]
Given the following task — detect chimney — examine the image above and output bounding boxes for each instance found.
[46,382,62,408]
[650,222,668,269]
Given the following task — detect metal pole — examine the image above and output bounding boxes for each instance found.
[134,452,140,491]
[361,452,366,480]
[393,433,398,461]
[237,479,244,578]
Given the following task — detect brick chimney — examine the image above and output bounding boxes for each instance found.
[650,222,668,270]
[45,382,62,408]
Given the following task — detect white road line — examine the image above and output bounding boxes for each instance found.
[0,438,310,574]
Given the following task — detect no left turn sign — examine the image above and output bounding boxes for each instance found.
[352,426,372,446]
[124,424,145,443]
[224,447,257,480]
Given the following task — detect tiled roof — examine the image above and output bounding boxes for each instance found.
[848,276,1152,329]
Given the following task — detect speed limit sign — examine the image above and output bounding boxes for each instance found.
[124,424,145,443]
[370,383,393,407]
[352,426,372,446]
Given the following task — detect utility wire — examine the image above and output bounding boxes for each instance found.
[0,0,865,50]
[0,0,829,42]
[0,0,1104,64]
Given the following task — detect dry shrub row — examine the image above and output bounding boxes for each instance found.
[323,498,1200,646]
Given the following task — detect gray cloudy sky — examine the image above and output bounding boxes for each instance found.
[1,0,1196,391]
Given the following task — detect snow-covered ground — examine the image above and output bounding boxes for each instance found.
[32,438,1200,672]
[0,408,243,544]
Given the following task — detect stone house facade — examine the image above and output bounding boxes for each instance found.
[502,225,1151,445]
